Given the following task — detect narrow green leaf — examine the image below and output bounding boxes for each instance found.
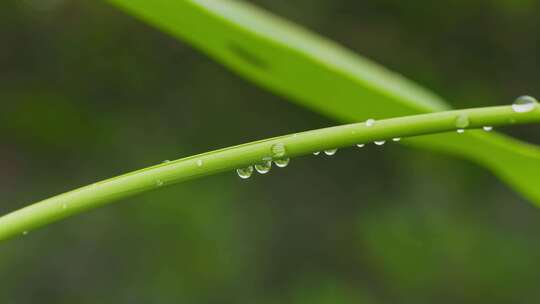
[108,0,540,204]
[1,106,538,241]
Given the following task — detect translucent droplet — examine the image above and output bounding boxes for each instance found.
[483,126,493,132]
[392,137,401,142]
[271,143,287,158]
[512,95,537,113]
[156,179,164,187]
[236,166,254,179]
[356,144,365,148]
[455,114,470,129]
[374,140,386,146]
[313,151,320,155]
[274,158,290,168]
[255,161,272,174]
[196,159,203,167]
[162,160,170,164]
[457,129,465,134]
[22,231,28,235]
[324,149,338,156]
[365,119,376,127]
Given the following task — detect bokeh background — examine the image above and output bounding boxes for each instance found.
[2,0,540,303]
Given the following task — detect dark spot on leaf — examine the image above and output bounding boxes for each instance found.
[228,42,270,70]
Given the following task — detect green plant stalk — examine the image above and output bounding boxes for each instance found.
[1,105,539,241]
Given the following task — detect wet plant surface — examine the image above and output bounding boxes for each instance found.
[1,1,540,303]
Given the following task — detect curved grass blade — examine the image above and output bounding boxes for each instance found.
[108,0,540,204]
[1,106,538,241]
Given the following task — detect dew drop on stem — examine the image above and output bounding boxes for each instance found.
[274,158,290,168]
[455,114,470,129]
[374,140,386,146]
[324,149,337,156]
[271,143,287,159]
[512,96,537,113]
[236,166,254,179]
[255,160,272,174]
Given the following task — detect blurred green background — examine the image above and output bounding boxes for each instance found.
[1,0,540,303]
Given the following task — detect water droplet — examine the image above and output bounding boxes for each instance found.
[374,140,386,146]
[457,129,465,134]
[512,95,537,113]
[324,149,338,156]
[156,179,164,187]
[365,119,376,127]
[274,158,290,168]
[313,151,320,155]
[196,159,203,167]
[392,137,401,142]
[455,114,470,129]
[356,144,365,148]
[483,126,493,132]
[236,166,254,179]
[22,231,28,235]
[271,143,287,158]
[162,160,170,164]
[255,161,272,174]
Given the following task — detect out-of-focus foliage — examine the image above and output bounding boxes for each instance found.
[0,0,539,303]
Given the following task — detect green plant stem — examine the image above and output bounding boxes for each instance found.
[1,105,539,241]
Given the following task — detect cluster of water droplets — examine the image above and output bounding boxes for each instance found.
[236,97,538,180]
[236,143,290,179]
[454,113,487,134]
[311,118,406,158]
[454,112,493,134]
[454,95,537,134]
